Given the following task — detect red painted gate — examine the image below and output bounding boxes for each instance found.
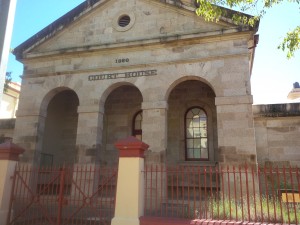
[7,165,117,225]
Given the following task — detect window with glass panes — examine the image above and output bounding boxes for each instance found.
[132,111,142,140]
[185,107,208,160]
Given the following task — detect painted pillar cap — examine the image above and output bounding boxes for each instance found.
[0,139,25,161]
[115,136,149,158]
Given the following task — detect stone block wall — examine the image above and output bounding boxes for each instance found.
[253,103,300,167]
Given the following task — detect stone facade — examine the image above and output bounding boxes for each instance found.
[0,82,20,143]
[12,0,261,167]
[287,82,300,100]
[0,82,20,119]
[253,103,300,167]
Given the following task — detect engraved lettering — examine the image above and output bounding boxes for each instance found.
[88,69,157,81]
[115,58,130,63]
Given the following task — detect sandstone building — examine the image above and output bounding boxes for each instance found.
[10,0,300,168]
[0,81,20,119]
[0,0,17,105]
[288,82,300,100]
[0,82,20,143]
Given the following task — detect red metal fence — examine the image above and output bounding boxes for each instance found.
[7,165,118,225]
[143,165,300,224]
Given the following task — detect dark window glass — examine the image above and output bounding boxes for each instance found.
[133,111,142,140]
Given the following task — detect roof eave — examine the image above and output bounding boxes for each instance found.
[13,0,259,60]
[13,0,103,60]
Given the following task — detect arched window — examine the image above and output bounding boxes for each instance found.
[185,107,208,161]
[132,111,142,140]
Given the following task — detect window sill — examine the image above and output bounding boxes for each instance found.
[178,161,218,167]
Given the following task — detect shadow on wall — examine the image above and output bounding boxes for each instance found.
[0,118,15,143]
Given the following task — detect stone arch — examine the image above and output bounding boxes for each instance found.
[99,82,143,109]
[101,83,143,166]
[40,87,80,117]
[164,76,216,102]
[39,87,80,166]
[166,78,218,165]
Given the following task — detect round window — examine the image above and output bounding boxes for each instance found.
[118,15,131,27]
[113,12,135,32]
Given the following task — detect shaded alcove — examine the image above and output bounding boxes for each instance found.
[41,90,79,166]
[102,85,143,166]
[167,79,218,165]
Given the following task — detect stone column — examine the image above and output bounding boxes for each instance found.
[215,95,257,166]
[141,101,168,165]
[13,111,45,165]
[112,136,149,225]
[72,104,105,197]
[215,95,258,198]
[75,104,104,164]
[0,139,25,225]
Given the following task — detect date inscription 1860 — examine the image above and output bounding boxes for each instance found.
[88,69,157,81]
[115,58,129,63]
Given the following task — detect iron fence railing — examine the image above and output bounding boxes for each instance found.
[7,165,118,225]
[143,164,300,224]
[7,163,300,225]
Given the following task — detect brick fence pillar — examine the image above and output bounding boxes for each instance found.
[0,139,25,225]
[111,136,149,225]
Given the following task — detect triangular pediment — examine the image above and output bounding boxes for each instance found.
[14,0,248,59]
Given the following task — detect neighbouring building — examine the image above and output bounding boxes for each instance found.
[0,82,20,142]
[288,82,300,100]
[0,81,20,119]
[9,0,300,168]
[253,103,300,167]
[0,0,17,105]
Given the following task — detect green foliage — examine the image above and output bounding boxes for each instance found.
[195,0,262,25]
[195,0,223,22]
[4,72,12,93]
[278,26,300,58]
[195,0,300,58]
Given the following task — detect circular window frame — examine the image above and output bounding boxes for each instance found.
[118,15,131,27]
[113,11,136,32]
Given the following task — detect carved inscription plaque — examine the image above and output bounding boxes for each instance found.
[88,69,157,81]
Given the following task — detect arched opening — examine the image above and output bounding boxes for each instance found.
[103,85,143,165]
[185,107,208,161]
[41,90,79,166]
[167,80,218,165]
[132,110,143,140]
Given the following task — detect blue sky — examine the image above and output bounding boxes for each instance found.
[7,0,300,104]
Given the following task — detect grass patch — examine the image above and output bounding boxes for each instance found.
[189,195,300,224]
